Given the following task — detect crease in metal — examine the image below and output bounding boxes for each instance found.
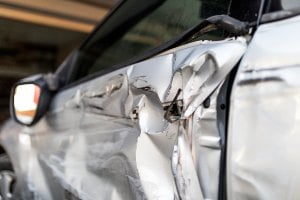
[0,37,246,200]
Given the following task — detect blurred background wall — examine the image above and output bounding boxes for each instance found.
[0,0,118,123]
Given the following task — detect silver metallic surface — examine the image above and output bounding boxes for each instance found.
[0,170,15,200]
[172,86,223,200]
[0,38,246,199]
[228,15,300,200]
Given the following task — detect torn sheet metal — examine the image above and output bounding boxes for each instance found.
[228,15,300,200]
[0,38,246,200]
[172,125,204,200]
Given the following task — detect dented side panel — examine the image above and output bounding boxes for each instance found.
[228,15,300,200]
[1,38,246,200]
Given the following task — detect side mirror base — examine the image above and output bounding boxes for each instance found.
[10,74,57,126]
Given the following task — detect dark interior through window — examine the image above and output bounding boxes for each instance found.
[70,0,262,82]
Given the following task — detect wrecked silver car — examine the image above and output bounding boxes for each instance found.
[1,0,300,199]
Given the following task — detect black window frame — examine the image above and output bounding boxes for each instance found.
[55,0,265,91]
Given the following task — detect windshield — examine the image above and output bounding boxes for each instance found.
[70,0,260,81]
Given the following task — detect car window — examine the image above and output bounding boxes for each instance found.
[70,0,261,82]
[87,0,230,75]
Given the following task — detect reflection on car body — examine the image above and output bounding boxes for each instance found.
[1,0,300,200]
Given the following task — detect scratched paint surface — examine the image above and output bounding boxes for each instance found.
[1,38,246,200]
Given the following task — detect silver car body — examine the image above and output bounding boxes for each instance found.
[1,11,300,200]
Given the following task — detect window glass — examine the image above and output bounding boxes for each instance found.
[71,0,260,81]
[87,0,228,74]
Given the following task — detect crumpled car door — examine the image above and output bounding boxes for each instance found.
[20,37,247,200]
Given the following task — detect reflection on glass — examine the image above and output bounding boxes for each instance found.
[14,84,40,124]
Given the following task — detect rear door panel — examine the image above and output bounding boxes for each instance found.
[228,15,300,200]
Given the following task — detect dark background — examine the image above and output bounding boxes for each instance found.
[0,0,118,123]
